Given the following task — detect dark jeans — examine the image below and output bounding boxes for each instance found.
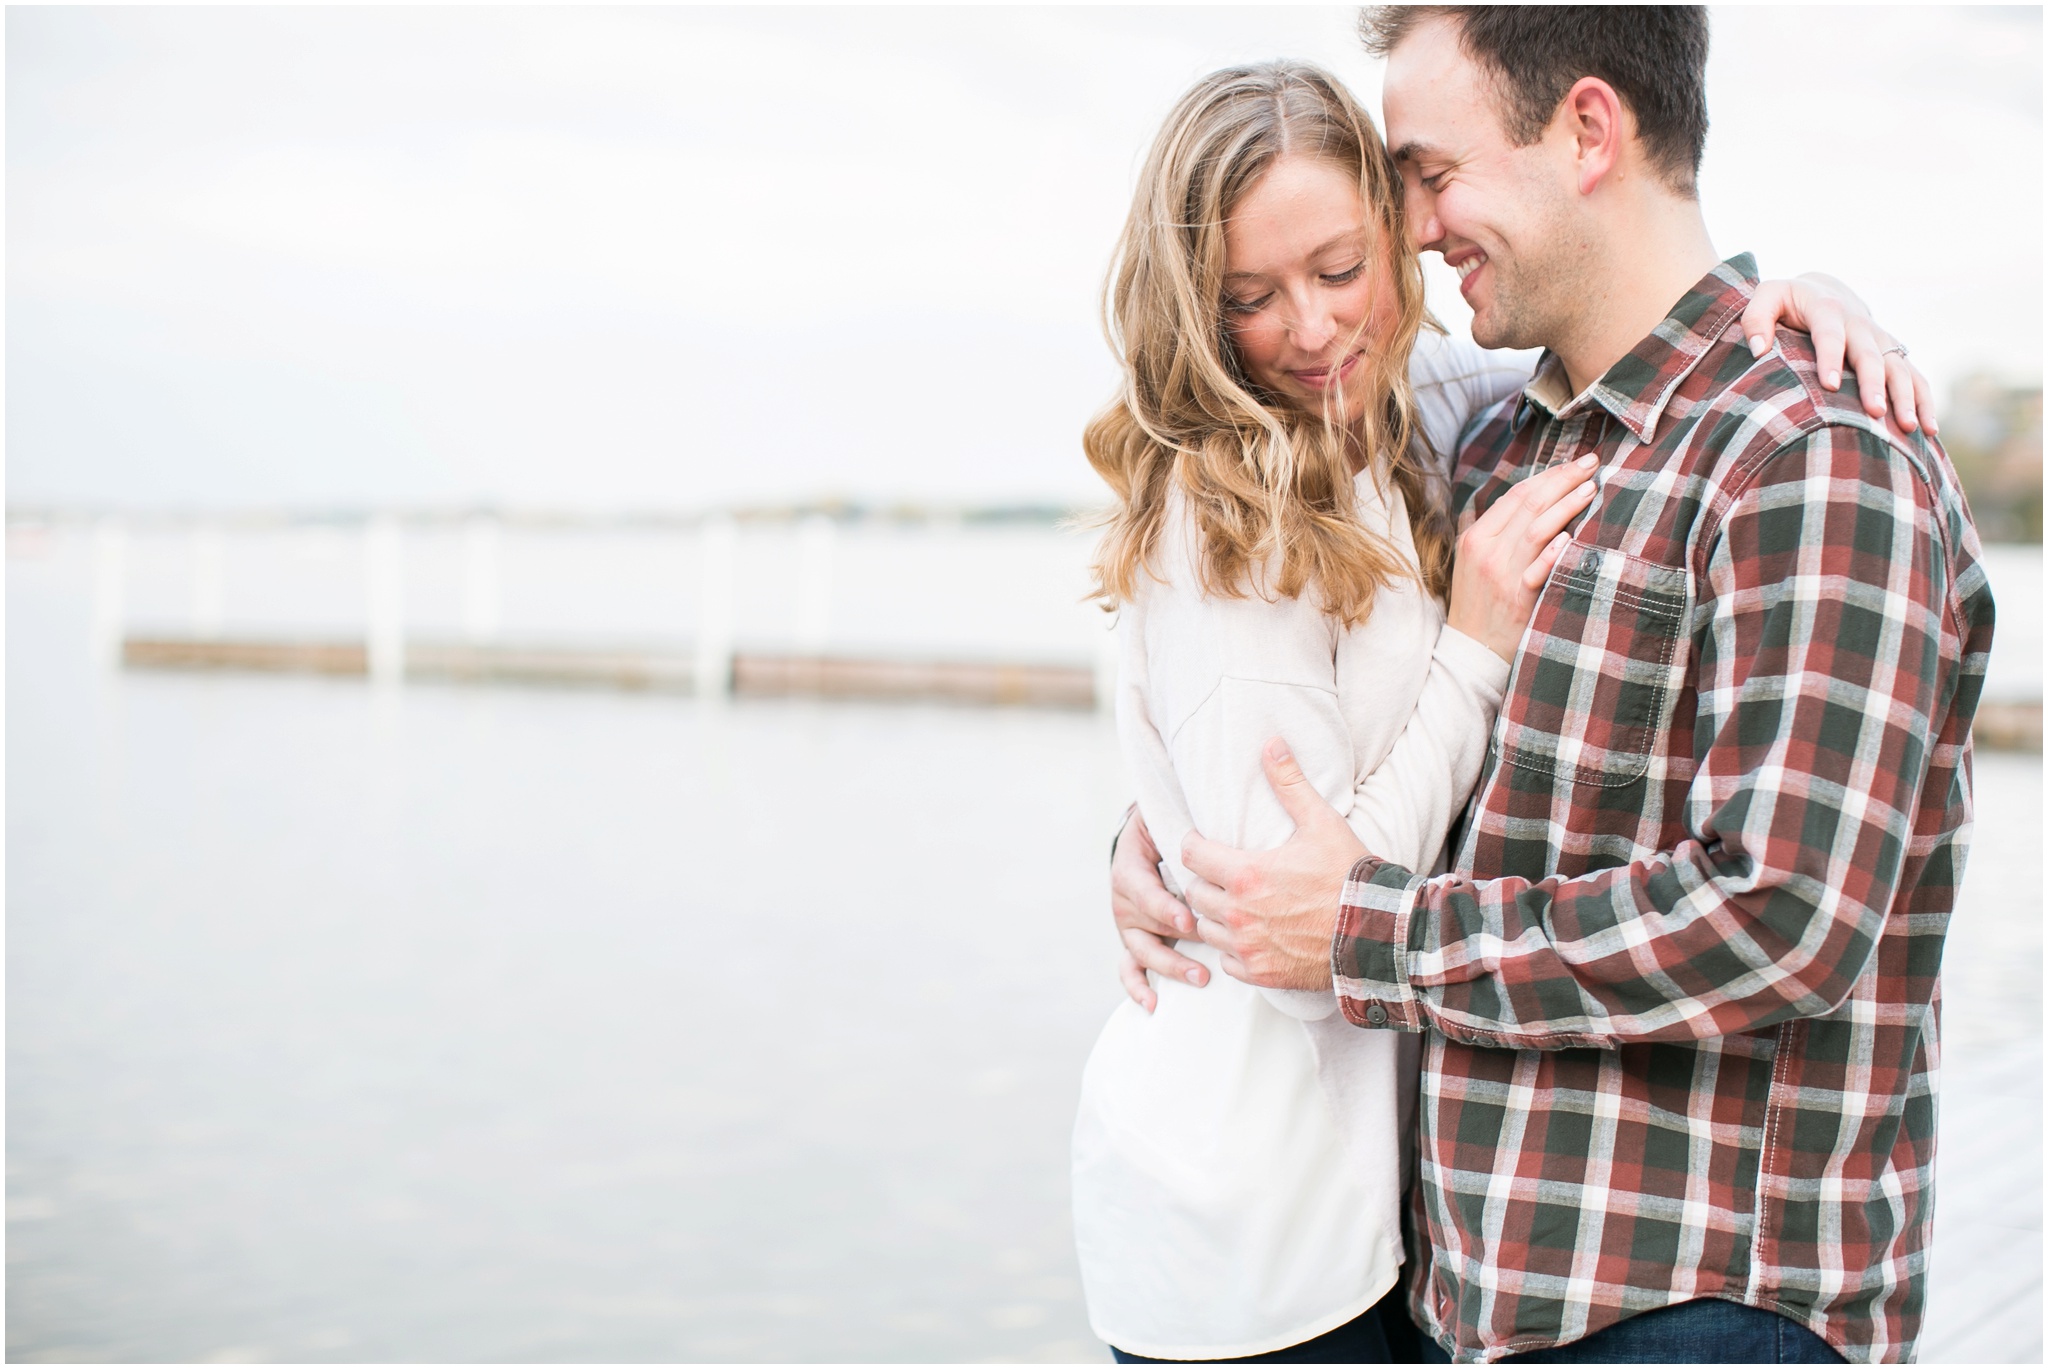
[1110,1281,1423,1363]
[1414,1298,1845,1364]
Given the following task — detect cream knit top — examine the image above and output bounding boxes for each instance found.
[1073,333,1535,1360]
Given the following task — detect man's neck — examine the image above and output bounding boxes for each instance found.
[1552,196,1721,398]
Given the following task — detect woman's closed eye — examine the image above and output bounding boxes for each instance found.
[1225,264,1362,315]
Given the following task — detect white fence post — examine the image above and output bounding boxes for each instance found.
[91,516,128,669]
[366,514,405,685]
[461,514,502,645]
[191,522,225,639]
[696,514,736,698]
[793,513,835,654]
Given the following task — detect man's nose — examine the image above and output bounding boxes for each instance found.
[1405,187,1443,252]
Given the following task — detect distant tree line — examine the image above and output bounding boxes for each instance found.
[1945,374,2043,544]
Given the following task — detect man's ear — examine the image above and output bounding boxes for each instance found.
[1559,76,1626,197]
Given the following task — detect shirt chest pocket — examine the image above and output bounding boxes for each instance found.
[1497,544,1692,788]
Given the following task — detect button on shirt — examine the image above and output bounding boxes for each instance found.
[1330,257,1994,1364]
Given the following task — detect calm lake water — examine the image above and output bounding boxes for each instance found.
[8,525,2040,1362]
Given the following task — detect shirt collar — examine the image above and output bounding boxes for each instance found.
[1513,253,1759,443]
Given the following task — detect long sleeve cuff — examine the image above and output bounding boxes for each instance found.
[1331,856,1428,1031]
[1261,985,1340,1021]
[1433,622,1513,699]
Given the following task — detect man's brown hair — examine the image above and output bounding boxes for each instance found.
[1359,5,1709,195]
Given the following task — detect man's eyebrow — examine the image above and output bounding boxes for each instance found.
[1390,140,1441,165]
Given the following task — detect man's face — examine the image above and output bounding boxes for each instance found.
[1380,17,1581,352]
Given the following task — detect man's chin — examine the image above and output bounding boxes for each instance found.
[1466,285,1556,354]
[1467,306,1528,353]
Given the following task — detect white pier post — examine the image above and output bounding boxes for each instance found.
[365,514,406,686]
[695,514,736,698]
[461,514,502,645]
[793,513,835,655]
[91,515,128,669]
[191,522,225,639]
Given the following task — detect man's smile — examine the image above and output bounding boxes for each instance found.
[1446,247,1488,299]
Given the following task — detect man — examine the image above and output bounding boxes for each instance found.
[1109,7,1992,1363]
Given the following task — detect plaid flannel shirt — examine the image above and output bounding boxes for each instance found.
[1333,257,1994,1363]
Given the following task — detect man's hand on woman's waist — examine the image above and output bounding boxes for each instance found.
[1180,738,1366,994]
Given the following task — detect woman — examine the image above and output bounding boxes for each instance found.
[1072,62,1931,1365]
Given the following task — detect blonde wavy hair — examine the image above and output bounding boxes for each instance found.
[1086,61,1450,626]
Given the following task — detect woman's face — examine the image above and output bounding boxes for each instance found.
[1221,154,1397,417]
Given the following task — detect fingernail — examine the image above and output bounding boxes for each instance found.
[1748,335,1767,357]
[1187,968,1203,984]
[1267,738,1293,764]
[1576,453,1597,468]
[1824,371,1841,388]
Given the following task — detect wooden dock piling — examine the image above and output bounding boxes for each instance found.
[120,637,1101,710]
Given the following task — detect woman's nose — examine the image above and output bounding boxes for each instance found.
[1287,309,1337,353]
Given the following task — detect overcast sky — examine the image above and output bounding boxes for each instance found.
[8,5,2041,513]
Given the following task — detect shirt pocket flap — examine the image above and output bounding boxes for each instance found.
[1498,544,1692,788]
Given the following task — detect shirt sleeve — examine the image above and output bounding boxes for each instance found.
[1330,423,1959,1048]
[1407,331,1539,471]
[1340,623,1508,875]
